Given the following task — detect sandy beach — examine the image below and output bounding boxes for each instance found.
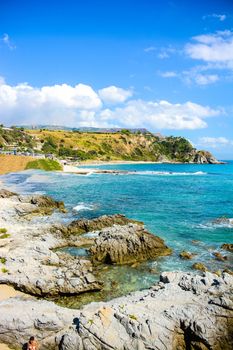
[0,285,27,350]
[0,155,34,175]
[0,284,25,302]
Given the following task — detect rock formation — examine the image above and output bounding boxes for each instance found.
[0,271,232,350]
[0,190,170,296]
[90,223,172,264]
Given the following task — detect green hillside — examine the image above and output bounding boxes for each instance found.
[0,126,219,164]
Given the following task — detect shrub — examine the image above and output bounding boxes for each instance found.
[1,267,8,273]
[0,233,10,239]
[0,228,7,233]
[26,159,62,171]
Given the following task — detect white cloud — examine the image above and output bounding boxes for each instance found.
[99,99,219,130]
[194,74,219,85]
[0,82,102,126]
[144,46,156,53]
[98,86,133,104]
[185,30,233,65]
[198,136,233,148]
[0,80,220,130]
[159,71,178,78]
[1,33,16,50]
[157,46,177,59]
[203,14,226,22]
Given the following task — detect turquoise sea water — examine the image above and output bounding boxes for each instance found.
[1,162,233,306]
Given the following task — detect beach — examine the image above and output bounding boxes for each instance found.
[0,155,34,175]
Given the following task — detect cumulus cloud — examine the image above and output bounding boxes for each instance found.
[1,33,16,50]
[98,86,133,104]
[198,136,233,148]
[185,30,233,66]
[0,80,220,130]
[0,82,102,126]
[99,99,219,130]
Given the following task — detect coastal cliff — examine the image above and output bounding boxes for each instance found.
[0,126,220,163]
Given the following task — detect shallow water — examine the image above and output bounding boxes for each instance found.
[1,161,233,307]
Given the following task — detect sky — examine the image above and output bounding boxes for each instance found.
[0,0,233,159]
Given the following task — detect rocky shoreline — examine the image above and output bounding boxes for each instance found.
[0,189,232,349]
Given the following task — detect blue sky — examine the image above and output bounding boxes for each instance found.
[0,0,233,158]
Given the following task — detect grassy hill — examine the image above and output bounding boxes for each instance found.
[0,126,219,164]
[26,129,218,163]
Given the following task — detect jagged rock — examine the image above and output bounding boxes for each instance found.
[179,250,194,259]
[0,189,16,198]
[213,251,227,261]
[192,262,208,272]
[89,223,172,264]
[0,271,232,350]
[213,217,233,226]
[66,214,142,236]
[192,150,220,164]
[221,243,233,252]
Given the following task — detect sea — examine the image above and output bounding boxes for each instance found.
[1,161,233,307]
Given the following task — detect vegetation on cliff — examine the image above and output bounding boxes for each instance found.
[0,126,218,163]
[26,159,62,171]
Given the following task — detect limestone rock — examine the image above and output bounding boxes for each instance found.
[0,271,232,350]
[66,214,142,236]
[90,223,172,264]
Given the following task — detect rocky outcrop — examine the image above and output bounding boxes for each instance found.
[0,190,170,297]
[0,271,232,350]
[179,250,194,259]
[222,243,233,252]
[89,223,172,264]
[192,150,220,164]
[0,192,101,296]
[0,189,16,198]
[66,214,142,236]
[192,262,208,272]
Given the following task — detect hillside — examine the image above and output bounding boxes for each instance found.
[0,126,219,164]
[26,129,219,163]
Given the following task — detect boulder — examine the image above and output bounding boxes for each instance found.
[90,223,172,264]
[179,250,194,259]
[221,243,233,252]
[192,262,208,272]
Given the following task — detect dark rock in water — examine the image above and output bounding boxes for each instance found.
[223,268,233,275]
[221,243,233,252]
[90,223,172,265]
[179,250,194,259]
[213,217,233,225]
[0,189,16,198]
[29,195,65,212]
[192,150,220,164]
[213,251,228,261]
[66,214,142,236]
[192,262,208,272]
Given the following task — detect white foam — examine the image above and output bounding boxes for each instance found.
[127,171,207,176]
[73,203,94,211]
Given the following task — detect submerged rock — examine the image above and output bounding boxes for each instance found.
[192,262,208,272]
[221,243,233,252]
[213,251,228,261]
[90,223,172,264]
[179,250,194,259]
